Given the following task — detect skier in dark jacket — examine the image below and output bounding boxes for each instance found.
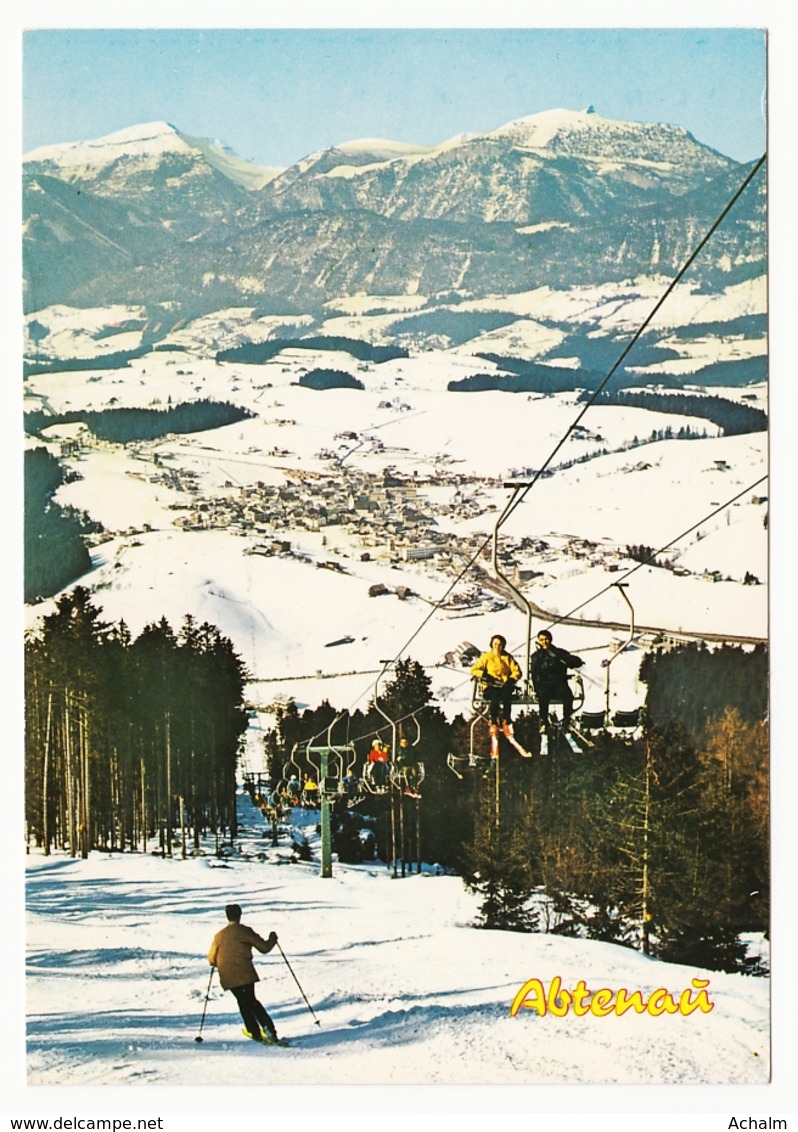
[529,629,584,731]
[395,737,421,797]
[208,903,282,1043]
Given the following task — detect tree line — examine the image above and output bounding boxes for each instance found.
[24,399,252,443]
[298,369,365,390]
[23,347,147,377]
[463,708,767,973]
[24,607,768,972]
[264,649,768,973]
[25,447,97,602]
[215,336,408,365]
[579,389,767,436]
[25,589,248,859]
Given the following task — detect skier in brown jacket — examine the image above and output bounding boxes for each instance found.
[207,903,282,1043]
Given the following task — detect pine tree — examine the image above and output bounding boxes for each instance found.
[462,782,538,932]
[25,598,249,857]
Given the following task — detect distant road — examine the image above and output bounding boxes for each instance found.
[469,561,767,647]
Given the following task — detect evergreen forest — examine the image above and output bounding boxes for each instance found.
[24,597,768,973]
[263,650,768,974]
[24,589,249,860]
[24,399,252,443]
[580,389,767,435]
[298,369,365,390]
[25,447,96,602]
[215,337,407,365]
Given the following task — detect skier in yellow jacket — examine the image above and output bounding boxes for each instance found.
[208,903,281,1043]
[470,634,525,754]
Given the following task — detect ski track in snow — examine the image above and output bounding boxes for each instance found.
[25,794,769,1087]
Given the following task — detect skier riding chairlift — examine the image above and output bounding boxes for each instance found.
[470,634,531,759]
[365,738,390,791]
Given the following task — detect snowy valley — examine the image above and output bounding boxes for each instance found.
[24,276,768,725]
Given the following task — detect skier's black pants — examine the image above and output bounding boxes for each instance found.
[230,982,277,1040]
[538,686,573,727]
[483,684,513,725]
[368,760,389,788]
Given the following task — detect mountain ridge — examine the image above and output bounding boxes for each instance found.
[22,108,765,318]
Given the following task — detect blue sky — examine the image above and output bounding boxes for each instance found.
[22,26,766,166]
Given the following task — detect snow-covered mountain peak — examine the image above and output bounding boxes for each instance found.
[335,137,435,160]
[494,106,607,144]
[24,119,281,191]
[490,106,722,166]
[24,120,189,167]
[96,120,182,145]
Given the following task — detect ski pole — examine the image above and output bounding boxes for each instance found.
[195,966,214,1043]
[277,942,321,1027]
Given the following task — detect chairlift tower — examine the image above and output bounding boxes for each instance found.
[374,661,399,878]
[305,713,353,879]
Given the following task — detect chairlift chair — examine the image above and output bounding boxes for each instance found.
[446,699,496,778]
[303,714,357,799]
[610,707,644,737]
[272,743,305,805]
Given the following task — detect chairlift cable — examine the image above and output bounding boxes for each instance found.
[346,475,770,736]
[543,473,768,633]
[291,155,767,733]
[395,154,766,665]
[499,154,766,531]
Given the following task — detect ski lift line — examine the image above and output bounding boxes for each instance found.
[438,469,768,704]
[363,408,430,434]
[289,672,424,756]
[343,704,427,754]
[339,705,424,753]
[337,655,396,729]
[544,473,769,634]
[303,711,348,758]
[339,410,431,465]
[499,153,766,533]
[373,154,767,683]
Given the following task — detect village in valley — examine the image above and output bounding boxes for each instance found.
[46,383,765,651]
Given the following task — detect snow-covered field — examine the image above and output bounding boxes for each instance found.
[24,294,768,733]
[24,795,769,1090]
[15,780,795,1127]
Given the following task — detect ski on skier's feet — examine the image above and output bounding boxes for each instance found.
[488,723,501,759]
[242,1027,290,1047]
[557,725,582,754]
[569,723,595,749]
[501,721,532,758]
